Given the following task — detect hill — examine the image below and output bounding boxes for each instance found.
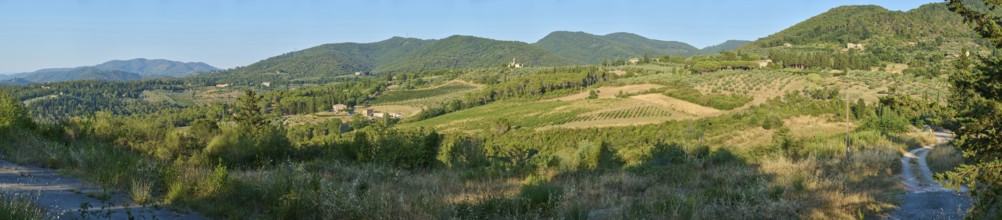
[95,58,218,77]
[741,3,975,49]
[700,40,751,54]
[19,67,142,83]
[218,35,577,81]
[377,35,578,72]
[225,37,436,79]
[534,31,699,63]
[5,59,217,84]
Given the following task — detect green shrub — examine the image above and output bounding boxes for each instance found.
[205,125,292,166]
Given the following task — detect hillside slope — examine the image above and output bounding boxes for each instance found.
[378,35,578,73]
[534,31,698,63]
[95,58,217,77]
[742,3,975,49]
[701,40,751,54]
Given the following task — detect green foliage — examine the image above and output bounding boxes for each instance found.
[576,141,621,170]
[0,92,33,132]
[690,60,760,73]
[334,128,443,169]
[768,49,878,70]
[744,4,974,49]
[663,86,752,110]
[206,90,292,166]
[372,82,476,105]
[942,1,1002,217]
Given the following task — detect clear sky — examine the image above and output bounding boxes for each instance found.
[0,0,940,73]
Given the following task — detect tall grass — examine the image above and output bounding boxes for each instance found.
[0,192,53,220]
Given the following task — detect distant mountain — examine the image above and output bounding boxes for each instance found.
[741,3,975,49]
[534,31,699,64]
[5,59,217,84]
[0,78,31,85]
[95,58,217,77]
[19,67,141,83]
[700,40,751,54]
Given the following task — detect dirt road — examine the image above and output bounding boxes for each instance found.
[886,132,972,219]
[0,160,205,220]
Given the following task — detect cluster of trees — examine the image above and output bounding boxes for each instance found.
[414,67,609,120]
[769,49,878,70]
[689,61,760,73]
[263,79,386,115]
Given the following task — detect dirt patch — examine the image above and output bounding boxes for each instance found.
[551,84,663,101]
[723,127,774,149]
[885,63,909,74]
[610,70,627,76]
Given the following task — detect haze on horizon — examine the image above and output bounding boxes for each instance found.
[0,0,938,74]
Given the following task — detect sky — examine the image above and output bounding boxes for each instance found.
[0,0,940,73]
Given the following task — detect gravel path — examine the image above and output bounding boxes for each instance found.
[0,160,206,220]
[886,132,972,220]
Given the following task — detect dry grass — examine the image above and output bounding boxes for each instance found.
[783,114,855,138]
[927,144,963,175]
[551,84,663,101]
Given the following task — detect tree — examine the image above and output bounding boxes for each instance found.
[940,0,1002,218]
[0,92,33,132]
[233,90,264,128]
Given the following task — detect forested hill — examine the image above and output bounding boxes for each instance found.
[223,37,436,79]
[95,58,218,78]
[217,35,577,80]
[377,35,578,73]
[741,3,977,49]
[534,31,700,63]
[700,40,751,54]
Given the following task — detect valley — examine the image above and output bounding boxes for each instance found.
[1,1,1000,219]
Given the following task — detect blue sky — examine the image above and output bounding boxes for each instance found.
[0,0,940,73]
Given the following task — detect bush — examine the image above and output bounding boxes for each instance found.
[576,141,621,170]
[205,124,292,166]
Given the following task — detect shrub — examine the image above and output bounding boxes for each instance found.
[576,141,620,170]
[205,124,292,166]
[438,135,489,169]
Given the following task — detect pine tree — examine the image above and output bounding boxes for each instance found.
[940,0,1002,218]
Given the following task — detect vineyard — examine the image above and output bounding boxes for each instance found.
[373,81,480,107]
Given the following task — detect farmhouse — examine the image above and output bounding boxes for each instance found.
[261,82,271,87]
[215,84,229,88]
[628,57,640,64]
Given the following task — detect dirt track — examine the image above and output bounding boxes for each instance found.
[0,161,205,220]
[886,132,971,219]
